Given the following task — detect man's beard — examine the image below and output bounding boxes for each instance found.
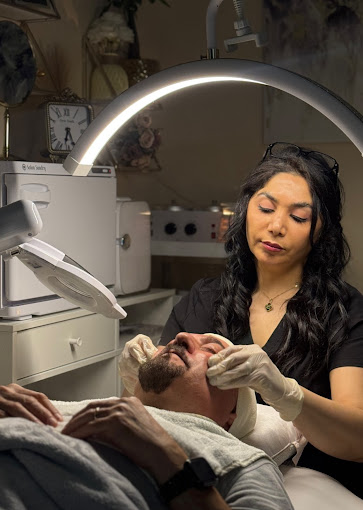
[138,345,188,394]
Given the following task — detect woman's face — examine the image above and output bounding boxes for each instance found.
[246,172,321,272]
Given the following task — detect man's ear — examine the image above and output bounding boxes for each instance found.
[223,409,237,432]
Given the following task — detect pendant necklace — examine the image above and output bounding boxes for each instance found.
[261,283,299,312]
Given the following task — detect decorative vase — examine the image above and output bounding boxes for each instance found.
[90,53,129,100]
[121,58,160,87]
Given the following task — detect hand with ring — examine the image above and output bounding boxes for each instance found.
[62,397,187,484]
[0,383,63,426]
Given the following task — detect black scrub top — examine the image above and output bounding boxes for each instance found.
[161,277,363,498]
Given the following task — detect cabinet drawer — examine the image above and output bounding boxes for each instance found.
[15,314,116,379]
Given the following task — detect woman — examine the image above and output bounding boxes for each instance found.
[160,142,363,498]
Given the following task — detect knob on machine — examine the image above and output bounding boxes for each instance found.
[184,223,197,236]
[164,222,177,235]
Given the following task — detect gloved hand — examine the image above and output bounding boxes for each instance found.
[118,334,158,394]
[206,344,304,421]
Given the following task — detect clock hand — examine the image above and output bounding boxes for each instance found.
[64,127,75,146]
[64,127,70,143]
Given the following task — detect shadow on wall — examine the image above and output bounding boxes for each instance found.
[151,255,226,290]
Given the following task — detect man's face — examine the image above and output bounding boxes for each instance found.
[135,333,238,429]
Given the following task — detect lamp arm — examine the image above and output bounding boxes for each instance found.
[63,59,363,177]
[206,0,223,59]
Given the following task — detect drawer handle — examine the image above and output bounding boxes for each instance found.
[69,337,82,347]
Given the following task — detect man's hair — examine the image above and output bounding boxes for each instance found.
[214,147,350,375]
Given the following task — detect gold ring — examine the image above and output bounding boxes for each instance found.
[94,406,101,420]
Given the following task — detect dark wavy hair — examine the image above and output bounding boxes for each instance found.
[214,146,351,375]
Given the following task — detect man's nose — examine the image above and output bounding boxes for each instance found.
[268,213,287,237]
[173,332,197,353]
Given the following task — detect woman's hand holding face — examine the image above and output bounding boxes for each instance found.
[207,345,304,421]
[118,334,158,394]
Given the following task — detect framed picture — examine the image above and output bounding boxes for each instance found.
[263,0,363,144]
[0,0,59,21]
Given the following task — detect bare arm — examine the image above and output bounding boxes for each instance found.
[293,366,363,461]
[62,397,230,509]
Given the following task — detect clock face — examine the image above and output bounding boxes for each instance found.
[46,102,93,154]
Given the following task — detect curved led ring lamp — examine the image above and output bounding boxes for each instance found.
[64,58,363,176]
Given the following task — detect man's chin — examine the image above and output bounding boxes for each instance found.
[138,355,186,394]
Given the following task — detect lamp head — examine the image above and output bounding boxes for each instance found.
[0,200,42,254]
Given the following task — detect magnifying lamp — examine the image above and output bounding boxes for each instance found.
[0,200,127,320]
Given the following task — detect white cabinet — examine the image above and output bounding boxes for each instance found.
[0,288,175,401]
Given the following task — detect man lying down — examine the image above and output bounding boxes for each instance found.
[0,332,293,510]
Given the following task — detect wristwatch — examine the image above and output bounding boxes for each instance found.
[159,457,217,503]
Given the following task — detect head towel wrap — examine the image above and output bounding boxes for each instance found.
[205,333,257,439]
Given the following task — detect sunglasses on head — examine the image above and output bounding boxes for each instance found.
[263,142,339,179]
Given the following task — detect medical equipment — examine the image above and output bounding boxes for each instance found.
[0,161,125,320]
[151,208,229,258]
[4,236,126,320]
[0,199,42,253]
[115,198,151,296]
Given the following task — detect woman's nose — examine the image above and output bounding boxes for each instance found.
[268,214,286,237]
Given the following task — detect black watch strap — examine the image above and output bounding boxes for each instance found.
[159,457,217,503]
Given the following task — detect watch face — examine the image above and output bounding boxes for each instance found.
[46,102,93,154]
[187,458,217,487]
[159,457,217,504]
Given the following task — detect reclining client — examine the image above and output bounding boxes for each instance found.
[0,332,293,510]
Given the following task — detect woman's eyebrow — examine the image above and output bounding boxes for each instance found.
[292,202,312,209]
[257,191,276,202]
[257,192,312,209]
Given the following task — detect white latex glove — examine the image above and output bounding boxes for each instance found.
[207,344,304,421]
[118,334,158,394]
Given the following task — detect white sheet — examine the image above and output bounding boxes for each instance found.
[281,465,363,509]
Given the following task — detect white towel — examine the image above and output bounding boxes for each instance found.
[146,406,268,477]
[51,399,267,478]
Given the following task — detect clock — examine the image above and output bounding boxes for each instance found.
[46,101,93,155]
